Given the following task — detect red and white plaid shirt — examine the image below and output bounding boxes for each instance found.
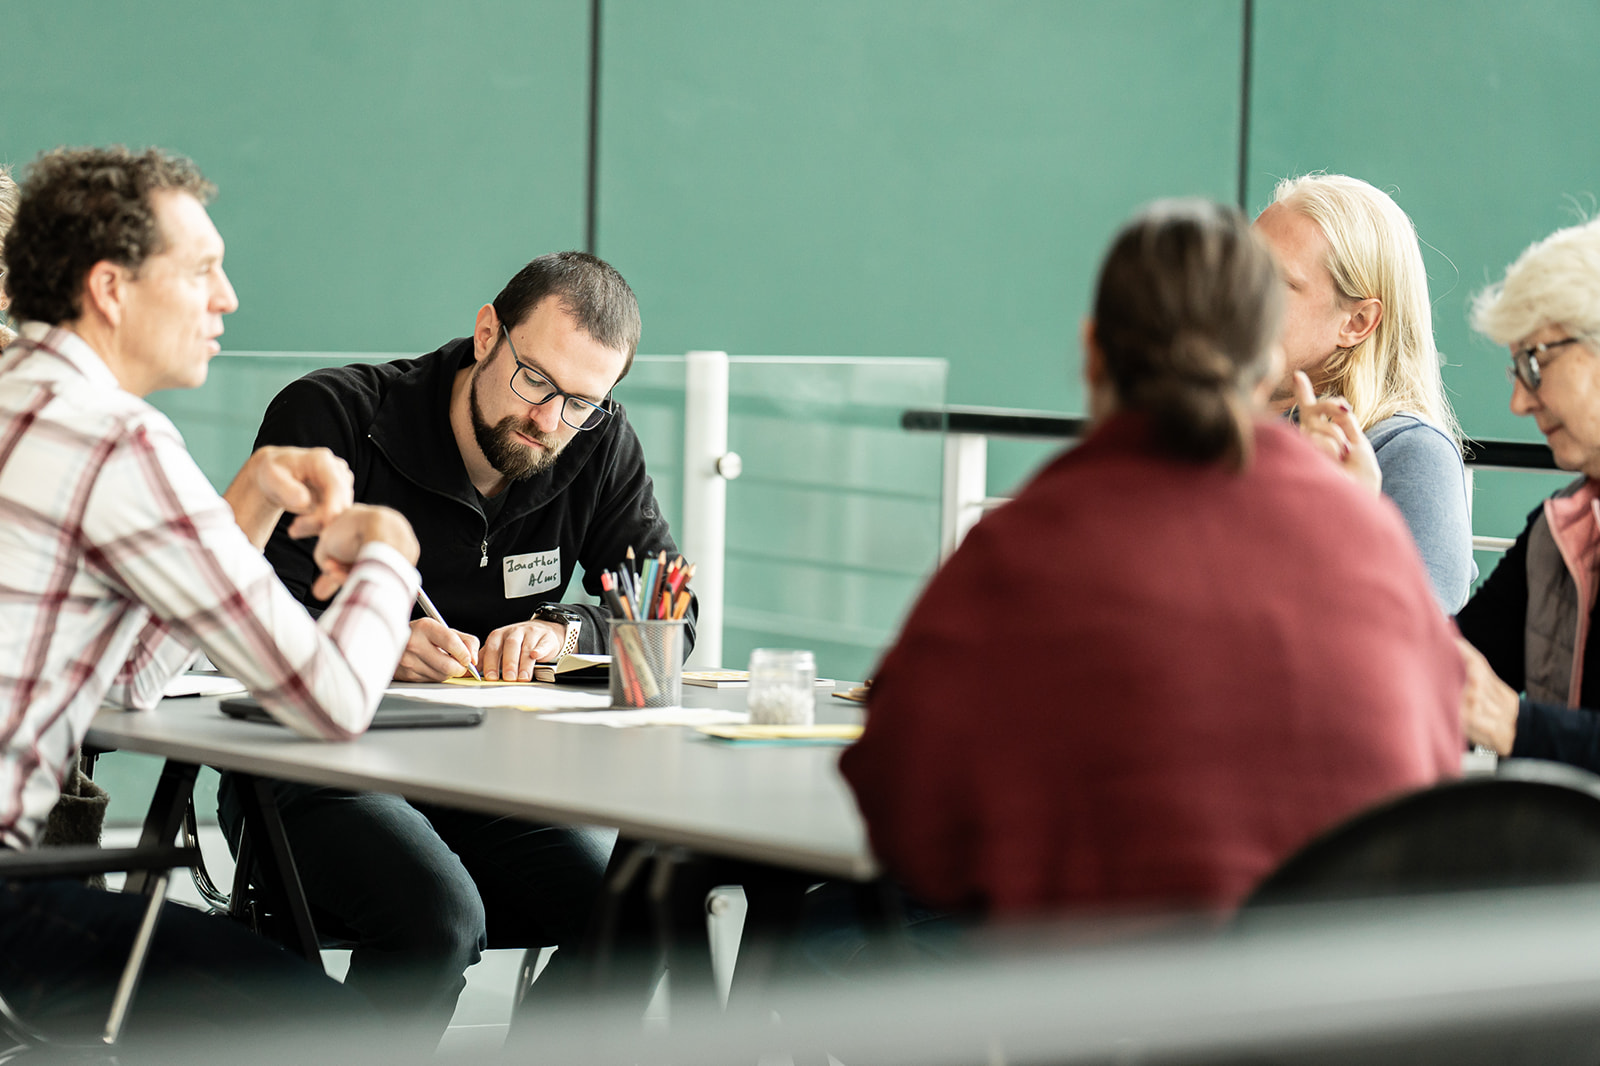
[0,324,420,849]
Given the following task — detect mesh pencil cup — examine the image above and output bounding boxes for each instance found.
[609,619,686,709]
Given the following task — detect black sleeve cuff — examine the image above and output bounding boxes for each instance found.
[1510,697,1600,773]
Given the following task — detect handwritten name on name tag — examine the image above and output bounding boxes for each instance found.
[503,549,561,598]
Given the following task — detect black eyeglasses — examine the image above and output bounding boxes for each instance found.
[501,326,612,432]
[1509,336,1584,392]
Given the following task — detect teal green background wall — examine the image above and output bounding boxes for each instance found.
[596,0,1241,491]
[3,1,591,352]
[7,1,1598,818]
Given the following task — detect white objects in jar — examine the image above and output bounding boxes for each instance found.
[746,648,816,726]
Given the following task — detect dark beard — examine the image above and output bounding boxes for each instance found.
[470,376,565,481]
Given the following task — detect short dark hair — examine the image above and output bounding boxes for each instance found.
[1093,199,1283,471]
[492,251,642,381]
[2,146,216,326]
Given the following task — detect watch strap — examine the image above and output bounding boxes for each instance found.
[533,606,582,659]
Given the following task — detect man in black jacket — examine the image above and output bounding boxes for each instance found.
[222,251,691,1039]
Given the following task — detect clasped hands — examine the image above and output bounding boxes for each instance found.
[223,445,419,601]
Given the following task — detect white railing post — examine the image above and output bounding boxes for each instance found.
[940,432,988,560]
[682,351,740,668]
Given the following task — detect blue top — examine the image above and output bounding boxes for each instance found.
[1367,413,1477,612]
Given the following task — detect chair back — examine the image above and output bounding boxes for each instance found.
[1244,760,1600,910]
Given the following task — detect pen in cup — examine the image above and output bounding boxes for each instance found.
[415,589,482,680]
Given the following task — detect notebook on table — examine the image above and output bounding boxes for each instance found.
[219,694,486,729]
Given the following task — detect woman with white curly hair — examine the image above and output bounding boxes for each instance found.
[1457,216,1600,767]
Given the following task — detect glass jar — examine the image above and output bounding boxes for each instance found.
[746,648,816,726]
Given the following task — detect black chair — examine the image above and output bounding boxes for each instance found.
[0,836,201,1057]
[1243,759,1600,911]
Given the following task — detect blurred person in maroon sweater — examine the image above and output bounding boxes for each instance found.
[840,200,1464,919]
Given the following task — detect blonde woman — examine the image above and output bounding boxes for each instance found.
[1254,174,1474,610]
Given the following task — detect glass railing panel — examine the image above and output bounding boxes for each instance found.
[613,355,946,682]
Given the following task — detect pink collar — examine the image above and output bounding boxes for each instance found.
[1544,479,1600,706]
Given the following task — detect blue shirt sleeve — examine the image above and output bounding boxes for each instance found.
[1370,415,1477,613]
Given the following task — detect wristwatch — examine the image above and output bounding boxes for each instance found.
[531,604,583,658]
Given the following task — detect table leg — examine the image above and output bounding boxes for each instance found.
[229,773,321,964]
[108,758,194,1047]
[586,837,657,994]
[122,760,196,896]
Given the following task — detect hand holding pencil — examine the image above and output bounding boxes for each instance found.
[393,590,483,682]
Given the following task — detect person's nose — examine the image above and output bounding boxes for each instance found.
[528,396,564,434]
[1509,375,1541,417]
[213,266,240,314]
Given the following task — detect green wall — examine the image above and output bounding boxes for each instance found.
[597,0,1242,492]
[3,0,590,352]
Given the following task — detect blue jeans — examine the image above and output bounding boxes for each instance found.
[217,775,614,1038]
[0,875,374,1057]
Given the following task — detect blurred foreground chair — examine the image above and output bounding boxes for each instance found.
[0,839,202,1060]
[1243,759,1600,910]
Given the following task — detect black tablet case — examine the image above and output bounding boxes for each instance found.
[219,694,485,729]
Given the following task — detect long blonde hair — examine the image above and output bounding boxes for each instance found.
[1272,174,1461,445]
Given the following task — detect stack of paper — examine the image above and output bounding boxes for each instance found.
[391,684,611,711]
[539,707,750,729]
[163,673,247,698]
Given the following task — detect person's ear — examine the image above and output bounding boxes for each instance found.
[80,261,127,328]
[1081,318,1108,389]
[1337,297,1382,349]
[473,303,500,364]
[1082,317,1122,422]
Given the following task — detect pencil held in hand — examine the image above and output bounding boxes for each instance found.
[416,589,482,680]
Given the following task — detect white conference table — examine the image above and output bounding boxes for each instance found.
[86,683,878,882]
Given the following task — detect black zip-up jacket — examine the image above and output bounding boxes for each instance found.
[1457,500,1600,770]
[255,337,694,655]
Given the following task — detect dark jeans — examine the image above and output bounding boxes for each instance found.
[217,775,614,1039]
[0,876,380,1061]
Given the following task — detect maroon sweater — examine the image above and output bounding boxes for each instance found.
[840,415,1463,918]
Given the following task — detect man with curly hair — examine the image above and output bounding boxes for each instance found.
[0,146,422,1048]
[0,165,17,348]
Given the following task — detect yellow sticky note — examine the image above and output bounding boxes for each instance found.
[442,676,531,687]
[696,724,863,743]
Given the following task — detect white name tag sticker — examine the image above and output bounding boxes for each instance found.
[502,549,561,599]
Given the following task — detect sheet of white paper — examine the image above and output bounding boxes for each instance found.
[163,673,247,698]
[388,684,611,710]
[539,707,750,729]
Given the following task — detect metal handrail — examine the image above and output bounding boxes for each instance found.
[900,406,1559,470]
[904,405,1560,559]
